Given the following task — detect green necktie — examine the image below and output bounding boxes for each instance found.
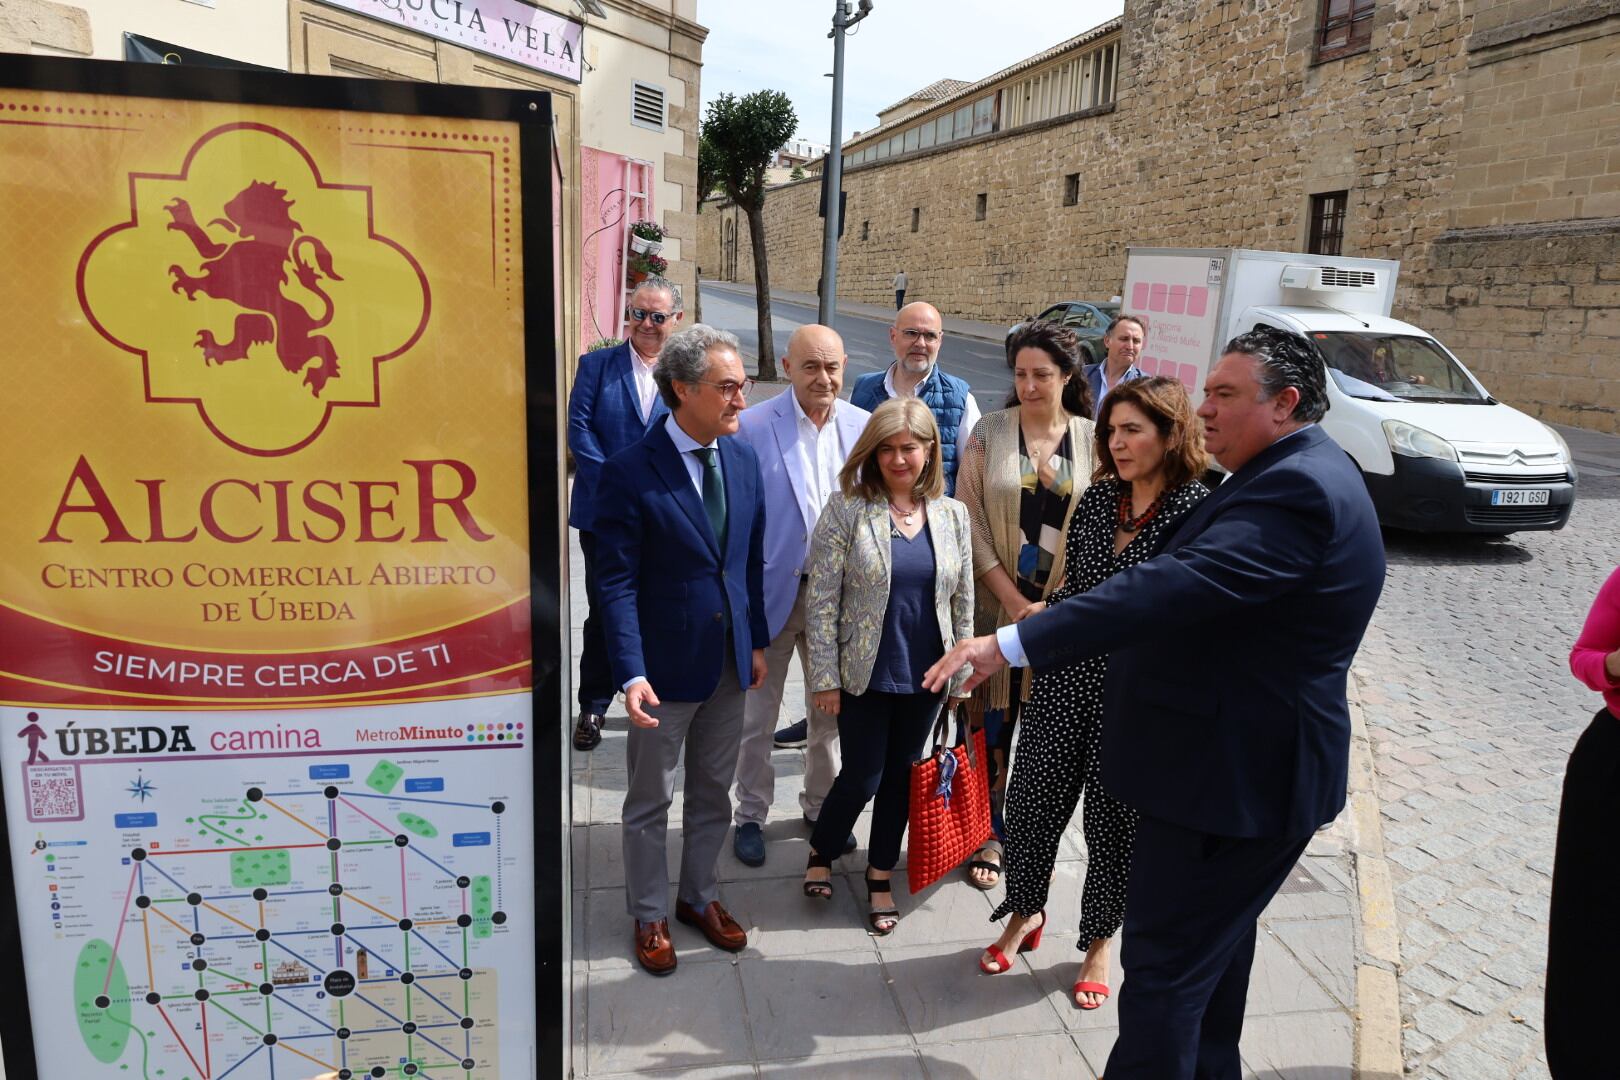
[694,446,727,546]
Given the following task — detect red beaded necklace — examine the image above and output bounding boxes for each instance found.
[1117,490,1164,533]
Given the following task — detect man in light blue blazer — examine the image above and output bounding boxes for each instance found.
[566,278,681,751]
[731,325,870,867]
[595,325,769,976]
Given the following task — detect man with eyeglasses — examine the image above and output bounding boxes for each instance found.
[594,324,769,976]
[849,302,980,495]
[567,278,684,752]
[730,324,871,867]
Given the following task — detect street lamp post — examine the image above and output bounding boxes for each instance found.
[818,0,872,327]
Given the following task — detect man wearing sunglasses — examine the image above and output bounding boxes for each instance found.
[849,301,980,495]
[567,278,684,752]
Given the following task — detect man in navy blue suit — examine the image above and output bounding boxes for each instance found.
[925,328,1386,1077]
[567,278,681,751]
[594,324,770,976]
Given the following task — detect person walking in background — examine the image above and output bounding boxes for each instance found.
[849,302,980,496]
[982,378,1208,1015]
[730,325,870,868]
[566,277,683,752]
[892,269,908,309]
[954,319,1097,890]
[594,324,768,976]
[1545,564,1620,1077]
[923,328,1386,1078]
[800,399,974,935]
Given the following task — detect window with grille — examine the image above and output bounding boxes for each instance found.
[1308,191,1348,256]
[1317,0,1374,61]
[630,82,666,131]
[975,193,987,221]
[911,207,920,233]
[1063,174,1080,207]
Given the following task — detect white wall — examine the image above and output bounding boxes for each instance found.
[74,0,290,68]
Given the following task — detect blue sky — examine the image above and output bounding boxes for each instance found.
[695,0,1125,148]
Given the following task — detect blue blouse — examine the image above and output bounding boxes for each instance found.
[867,522,944,694]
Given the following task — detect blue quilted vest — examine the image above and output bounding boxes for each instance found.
[850,366,972,495]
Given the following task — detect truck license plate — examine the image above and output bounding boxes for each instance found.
[1490,489,1550,506]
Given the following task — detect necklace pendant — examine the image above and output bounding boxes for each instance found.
[903,513,915,525]
[1120,522,1138,533]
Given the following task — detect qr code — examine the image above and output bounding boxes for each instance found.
[25,763,84,823]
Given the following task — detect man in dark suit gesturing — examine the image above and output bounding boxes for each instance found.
[595,324,769,976]
[924,328,1385,1078]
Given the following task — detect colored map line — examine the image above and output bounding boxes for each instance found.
[337,795,394,835]
[154,1003,206,1078]
[104,863,139,993]
[200,900,257,933]
[152,842,328,856]
[214,1043,262,1080]
[261,796,329,840]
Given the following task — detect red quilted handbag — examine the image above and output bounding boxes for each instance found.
[907,696,993,893]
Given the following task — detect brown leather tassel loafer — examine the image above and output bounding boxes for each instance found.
[674,900,747,952]
[633,918,676,975]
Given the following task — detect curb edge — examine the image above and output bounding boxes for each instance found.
[1348,668,1404,1080]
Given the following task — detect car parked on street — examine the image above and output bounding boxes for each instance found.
[1005,300,1121,363]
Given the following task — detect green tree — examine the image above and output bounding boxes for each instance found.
[701,90,797,380]
[790,165,806,182]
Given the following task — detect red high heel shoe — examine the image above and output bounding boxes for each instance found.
[978,910,1045,974]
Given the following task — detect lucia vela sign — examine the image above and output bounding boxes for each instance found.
[0,88,532,706]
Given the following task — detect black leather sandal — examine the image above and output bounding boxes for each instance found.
[864,870,900,935]
[803,850,834,900]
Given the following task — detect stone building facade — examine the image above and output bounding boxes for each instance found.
[700,0,1620,432]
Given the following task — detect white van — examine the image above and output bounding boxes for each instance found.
[1122,248,1576,534]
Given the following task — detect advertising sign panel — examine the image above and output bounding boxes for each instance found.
[0,59,562,1079]
[1122,252,1227,394]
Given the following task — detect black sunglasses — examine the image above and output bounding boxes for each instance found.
[629,307,674,325]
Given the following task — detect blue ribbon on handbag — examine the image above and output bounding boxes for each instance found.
[933,746,958,808]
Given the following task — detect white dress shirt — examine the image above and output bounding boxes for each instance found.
[623,415,723,691]
[630,344,660,422]
[881,362,982,469]
[789,392,847,530]
[663,413,720,496]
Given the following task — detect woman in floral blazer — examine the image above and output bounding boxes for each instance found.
[800,398,974,934]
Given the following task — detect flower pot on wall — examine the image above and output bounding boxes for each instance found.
[629,235,664,257]
[627,268,648,287]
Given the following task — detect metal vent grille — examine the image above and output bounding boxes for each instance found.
[1463,470,1570,485]
[1318,266,1377,288]
[1465,505,1564,526]
[631,82,666,131]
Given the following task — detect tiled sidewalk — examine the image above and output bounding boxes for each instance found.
[566,528,1360,1079]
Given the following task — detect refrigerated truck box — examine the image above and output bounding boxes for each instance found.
[1120,247,1575,534]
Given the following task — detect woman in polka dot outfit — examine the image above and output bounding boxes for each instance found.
[979,377,1210,1011]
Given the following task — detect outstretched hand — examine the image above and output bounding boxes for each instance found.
[921,634,1007,695]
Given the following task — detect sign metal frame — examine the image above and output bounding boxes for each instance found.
[0,54,567,1079]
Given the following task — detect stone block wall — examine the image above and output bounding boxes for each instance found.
[1426,1,1620,431]
[1422,225,1620,429]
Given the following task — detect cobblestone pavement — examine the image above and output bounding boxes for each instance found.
[1355,469,1620,1079]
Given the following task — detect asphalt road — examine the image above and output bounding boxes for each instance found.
[696,285,1015,406]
